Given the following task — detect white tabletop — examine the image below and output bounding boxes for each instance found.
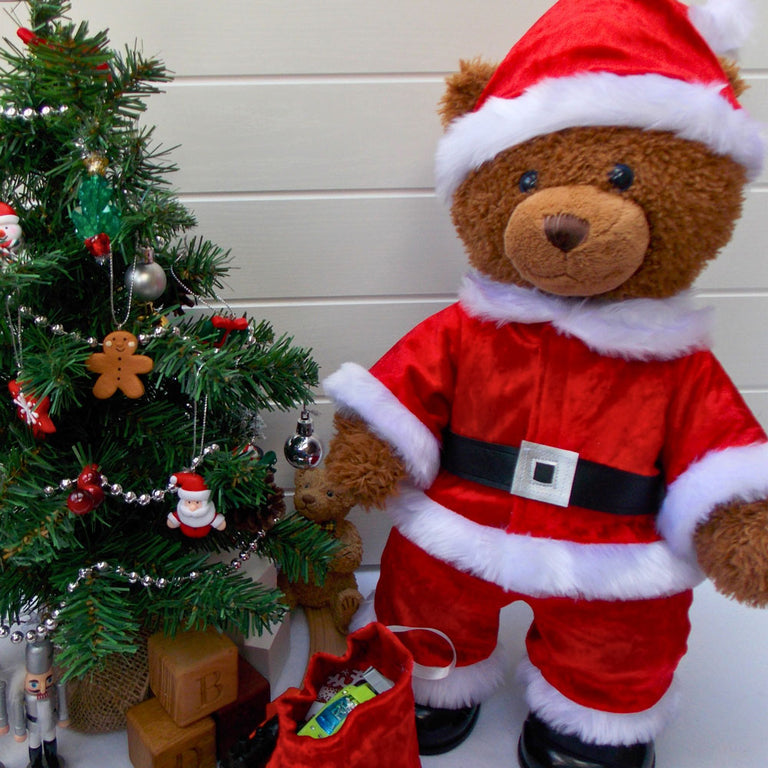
[1,571,767,767]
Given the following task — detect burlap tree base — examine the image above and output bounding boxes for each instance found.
[64,632,150,733]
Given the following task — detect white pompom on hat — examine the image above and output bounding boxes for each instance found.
[435,0,764,202]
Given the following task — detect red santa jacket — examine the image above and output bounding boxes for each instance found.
[324,272,768,602]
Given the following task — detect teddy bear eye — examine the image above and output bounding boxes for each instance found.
[608,163,634,191]
[326,490,334,498]
[518,170,538,193]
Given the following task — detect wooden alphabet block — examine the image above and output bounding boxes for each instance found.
[212,654,271,760]
[126,697,216,768]
[148,628,238,726]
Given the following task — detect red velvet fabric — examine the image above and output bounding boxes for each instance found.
[266,622,420,768]
[370,304,765,545]
[474,0,740,111]
[377,531,692,714]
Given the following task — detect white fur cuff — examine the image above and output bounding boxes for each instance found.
[657,441,768,561]
[518,658,680,746]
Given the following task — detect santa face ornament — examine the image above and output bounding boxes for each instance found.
[166,471,226,537]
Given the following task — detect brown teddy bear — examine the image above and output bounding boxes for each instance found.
[322,1,768,766]
[278,468,364,639]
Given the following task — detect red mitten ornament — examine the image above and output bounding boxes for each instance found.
[8,380,56,438]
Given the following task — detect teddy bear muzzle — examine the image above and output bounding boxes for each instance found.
[504,185,650,297]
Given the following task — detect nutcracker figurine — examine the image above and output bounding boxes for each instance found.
[2,639,69,768]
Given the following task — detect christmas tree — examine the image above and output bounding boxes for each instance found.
[0,0,335,681]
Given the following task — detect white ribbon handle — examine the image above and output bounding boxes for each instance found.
[387,625,457,681]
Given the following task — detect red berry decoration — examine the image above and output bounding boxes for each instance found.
[66,465,105,515]
[81,482,105,507]
[77,464,102,489]
[67,489,95,515]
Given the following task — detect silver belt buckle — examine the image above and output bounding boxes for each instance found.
[510,440,579,508]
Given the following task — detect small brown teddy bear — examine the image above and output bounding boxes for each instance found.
[278,467,363,637]
[321,0,768,765]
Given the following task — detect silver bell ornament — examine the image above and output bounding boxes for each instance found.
[284,408,324,468]
[125,248,167,301]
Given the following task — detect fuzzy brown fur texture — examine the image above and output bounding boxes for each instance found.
[278,467,364,633]
[695,500,768,607]
[451,127,745,299]
[325,413,407,510]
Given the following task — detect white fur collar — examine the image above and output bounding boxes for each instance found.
[458,271,713,361]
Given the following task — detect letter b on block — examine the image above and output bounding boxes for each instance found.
[149,628,238,727]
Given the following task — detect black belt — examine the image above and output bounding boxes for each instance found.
[441,430,664,516]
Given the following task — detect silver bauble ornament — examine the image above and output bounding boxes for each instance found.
[125,260,167,301]
[284,408,324,469]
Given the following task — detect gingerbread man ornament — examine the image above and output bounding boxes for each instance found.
[86,330,153,399]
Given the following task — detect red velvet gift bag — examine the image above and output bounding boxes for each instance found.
[266,621,421,768]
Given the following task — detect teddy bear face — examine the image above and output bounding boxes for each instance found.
[294,467,354,523]
[450,126,746,300]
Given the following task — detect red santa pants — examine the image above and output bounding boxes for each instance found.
[375,529,693,715]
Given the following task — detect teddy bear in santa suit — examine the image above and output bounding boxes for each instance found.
[323,0,768,766]
[167,471,226,538]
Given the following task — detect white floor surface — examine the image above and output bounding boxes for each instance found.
[1,568,767,767]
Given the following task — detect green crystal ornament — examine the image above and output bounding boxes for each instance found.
[70,174,121,241]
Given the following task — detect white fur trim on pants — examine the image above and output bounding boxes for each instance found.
[412,645,506,709]
[518,658,680,746]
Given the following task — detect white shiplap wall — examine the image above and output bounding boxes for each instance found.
[2,1,767,563]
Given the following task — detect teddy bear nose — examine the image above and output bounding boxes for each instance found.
[544,213,590,252]
[301,494,316,505]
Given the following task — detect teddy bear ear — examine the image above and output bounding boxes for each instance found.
[719,56,749,100]
[438,57,497,130]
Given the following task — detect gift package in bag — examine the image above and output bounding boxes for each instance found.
[266,621,421,768]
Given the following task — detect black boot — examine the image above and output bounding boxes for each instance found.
[43,740,60,768]
[28,746,44,768]
[414,702,480,755]
[518,713,655,768]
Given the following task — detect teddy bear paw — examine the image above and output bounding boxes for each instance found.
[331,588,364,633]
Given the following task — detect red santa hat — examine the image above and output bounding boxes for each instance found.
[0,202,19,226]
[170,471,211,502]
[435,0,764,202]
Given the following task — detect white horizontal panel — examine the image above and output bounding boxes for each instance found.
[258,300,454,379]
[31,0,552,77]
[190,195,464,300]
[146,72,767,196]
[696,189,768,290]
[197,185,762,302]
[146,81,444,193]
[742,392,768,433]
[703,296,768,388]
[9,1,763,76]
